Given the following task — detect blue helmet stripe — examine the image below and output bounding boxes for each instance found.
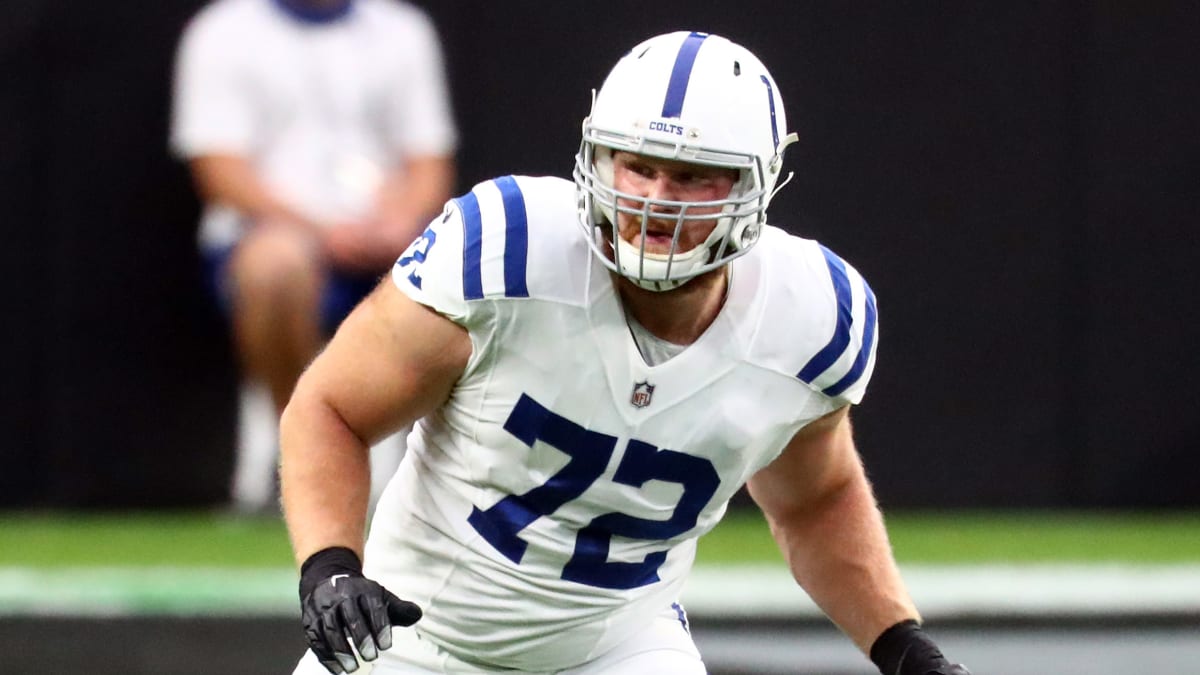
[759,75,780,149]
[457,192,484,300]
[822,280,878,397]
[797,246,854,383]
[495,176,530,298]
[661,32,709,118]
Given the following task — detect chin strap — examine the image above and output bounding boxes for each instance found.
[770,171,795,201]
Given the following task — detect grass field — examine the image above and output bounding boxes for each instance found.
[2,508,1198,568]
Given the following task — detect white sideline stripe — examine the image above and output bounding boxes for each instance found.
[684,564,1200,618]
[3,564,1200,618]
[0,567,297,617]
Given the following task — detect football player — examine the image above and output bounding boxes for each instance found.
[281,30,971,675]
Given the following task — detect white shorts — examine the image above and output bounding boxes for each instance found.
[291,604,706,675]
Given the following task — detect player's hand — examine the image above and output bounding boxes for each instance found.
[299,547,422,674]
[323,221,377,272]
[324,219,404,273]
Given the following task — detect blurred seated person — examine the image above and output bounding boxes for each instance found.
[170,0,457,511]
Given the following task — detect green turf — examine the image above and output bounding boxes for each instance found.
[0,512,295,568]
[883,510,1200,564]
[696,509,1200,565]
[1,509,1198,568]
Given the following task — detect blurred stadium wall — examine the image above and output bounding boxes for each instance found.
[1,1,1196,508]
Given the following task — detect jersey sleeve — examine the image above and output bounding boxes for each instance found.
[793,244,880,407]
[169,10,258,158]
[391,176,532,327]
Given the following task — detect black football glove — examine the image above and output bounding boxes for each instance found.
[870,619,972,675]
[299,546,423,674]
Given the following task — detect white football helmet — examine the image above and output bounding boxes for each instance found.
[574,31,798,291]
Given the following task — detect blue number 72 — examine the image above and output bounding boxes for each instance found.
[395,226,437,289]
[467,394,720,590]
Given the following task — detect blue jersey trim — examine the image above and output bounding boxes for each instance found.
[457,192,484,300]
[661,32,709,118]
[759,75,780,149]
[671,602,690,633]
[270,0,353,24]
[495,176,530,298]
[822,280,877,397]
[796,245,854,383]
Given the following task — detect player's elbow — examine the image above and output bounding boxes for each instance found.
[279,371,339,452]
[750,469,869,537]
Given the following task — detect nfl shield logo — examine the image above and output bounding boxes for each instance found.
[630,381,655,408]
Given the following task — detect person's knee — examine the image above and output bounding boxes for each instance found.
[228,225,323,303]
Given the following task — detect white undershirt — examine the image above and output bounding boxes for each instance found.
[624,310,687,366]
[622,268,733,366]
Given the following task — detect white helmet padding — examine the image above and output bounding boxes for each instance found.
[574,31,797,291]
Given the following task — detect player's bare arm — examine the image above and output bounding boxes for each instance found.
[280,280,469,673]
[280,280,470,564]
[747,406,917,653]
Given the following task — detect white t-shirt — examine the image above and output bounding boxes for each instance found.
[170,0,458,249]
[362,175,879,671]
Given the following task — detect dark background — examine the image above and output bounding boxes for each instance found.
[1,1,1196,509]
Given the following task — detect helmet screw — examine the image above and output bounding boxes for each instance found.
[741,225,760,246]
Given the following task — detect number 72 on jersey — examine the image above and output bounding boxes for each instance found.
[467,394,721,590]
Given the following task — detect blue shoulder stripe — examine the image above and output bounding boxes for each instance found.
[821,280,877,397]
[455,178,529,301]
[796,245,854,383]
[457,191,484,300]
[495,176,529,298]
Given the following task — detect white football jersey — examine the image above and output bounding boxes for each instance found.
[365,175,878,671]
